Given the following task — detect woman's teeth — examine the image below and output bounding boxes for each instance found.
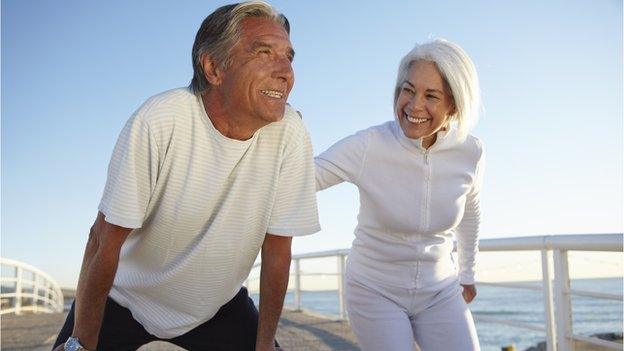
[406,115,428,124]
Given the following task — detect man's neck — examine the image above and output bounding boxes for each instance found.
[201,93,261,141]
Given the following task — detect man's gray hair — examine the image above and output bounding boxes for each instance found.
[394,39,481,138]
[190,1,290,95]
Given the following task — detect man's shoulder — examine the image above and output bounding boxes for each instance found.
[134,87,197,124]
[263,104,309,139]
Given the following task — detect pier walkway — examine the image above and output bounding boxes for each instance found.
[1,309,359,351]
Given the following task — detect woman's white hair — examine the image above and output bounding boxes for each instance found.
[394,39,481,138]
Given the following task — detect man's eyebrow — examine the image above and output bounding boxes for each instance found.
[402,80,415,88]
[251,41,272,50]
[251,41,295,59]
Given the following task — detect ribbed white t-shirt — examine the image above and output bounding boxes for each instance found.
[98,88,320,338]
[315,121,484,289]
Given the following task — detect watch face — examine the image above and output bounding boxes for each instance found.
[65,337,84,351]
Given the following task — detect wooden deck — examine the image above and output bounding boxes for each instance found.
[3,309,618,350]
[0,309,360,351]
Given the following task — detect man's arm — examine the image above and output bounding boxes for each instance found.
[255,233,292,351]
[54,212,132,350]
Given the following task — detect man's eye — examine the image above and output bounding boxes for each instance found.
[402,87,414,94]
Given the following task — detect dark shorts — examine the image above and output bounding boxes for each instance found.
[53,287,277,350]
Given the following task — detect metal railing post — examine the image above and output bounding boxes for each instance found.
[15,267,22,315]
[33,275,40,313]
[541,249,557,351]
[337,254,346,320]
[553,249,573,351]
[294,258,301,311]
[44,281,51,309]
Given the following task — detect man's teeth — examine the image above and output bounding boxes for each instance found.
[406,115,428,124]
[261,90,284,98]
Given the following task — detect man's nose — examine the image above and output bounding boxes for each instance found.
[272,56,294,83]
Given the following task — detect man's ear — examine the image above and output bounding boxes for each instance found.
[201,54,223,86]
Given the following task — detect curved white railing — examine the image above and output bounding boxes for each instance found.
[248,233,623,351]
[0,257,64,315]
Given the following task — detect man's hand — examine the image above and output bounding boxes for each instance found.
[255,234,292,351]
[461,284,477,303]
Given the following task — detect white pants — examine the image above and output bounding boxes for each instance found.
[345,273,480,351]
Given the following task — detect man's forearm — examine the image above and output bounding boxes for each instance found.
[72,242,121,349]
[68,213,130,350]
[256,234,292,351]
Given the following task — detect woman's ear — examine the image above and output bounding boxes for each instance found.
[449,100,457,116]
[201,54,222,86]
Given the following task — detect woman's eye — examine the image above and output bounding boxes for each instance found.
[426,94,439,100]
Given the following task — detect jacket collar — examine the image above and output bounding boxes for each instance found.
[391,120,457,154]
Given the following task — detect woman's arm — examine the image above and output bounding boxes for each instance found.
[315,130,369,191]
[456,144,485,296]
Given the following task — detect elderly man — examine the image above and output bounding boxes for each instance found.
[53,2,319,350]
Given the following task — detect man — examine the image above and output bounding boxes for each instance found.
[53,2,319,350]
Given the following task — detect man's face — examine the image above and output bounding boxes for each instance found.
[216,17,294,129]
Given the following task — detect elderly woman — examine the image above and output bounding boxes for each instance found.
[315,39,484,351]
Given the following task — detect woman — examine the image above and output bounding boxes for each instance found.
[315,39,484,351]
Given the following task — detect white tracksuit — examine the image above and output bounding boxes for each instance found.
[315,121,484,351]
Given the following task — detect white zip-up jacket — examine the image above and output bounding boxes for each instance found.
[315,120,484,288]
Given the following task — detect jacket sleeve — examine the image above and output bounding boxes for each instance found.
[315,130,369,191]
[456,142,485,285]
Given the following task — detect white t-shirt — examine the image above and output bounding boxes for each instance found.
[98,88,320,338]
[315,121,484,289]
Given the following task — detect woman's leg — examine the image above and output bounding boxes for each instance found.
[345,274,417,351]
[411,284,480,351]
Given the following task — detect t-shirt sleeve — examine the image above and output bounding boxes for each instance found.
[98,113,160,229]
[267,129,320,237]
[456,141,485,285]
[315,130,369,191]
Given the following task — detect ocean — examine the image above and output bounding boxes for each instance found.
[252,277,622,351]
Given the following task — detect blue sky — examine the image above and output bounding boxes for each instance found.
[2,0,622,288]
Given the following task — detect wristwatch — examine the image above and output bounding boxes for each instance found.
[64,336,89,351]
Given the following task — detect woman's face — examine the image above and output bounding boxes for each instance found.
[395,60,455,147]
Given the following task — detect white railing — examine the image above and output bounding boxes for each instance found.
[248,233,623,351]
[0,257,64,315]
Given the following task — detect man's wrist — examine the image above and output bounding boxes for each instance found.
[64,336,92,351]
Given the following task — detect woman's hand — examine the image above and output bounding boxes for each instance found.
[461,284,477,303]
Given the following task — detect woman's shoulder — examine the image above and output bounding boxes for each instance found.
[459,133,485,160]
[352,120,395,140]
